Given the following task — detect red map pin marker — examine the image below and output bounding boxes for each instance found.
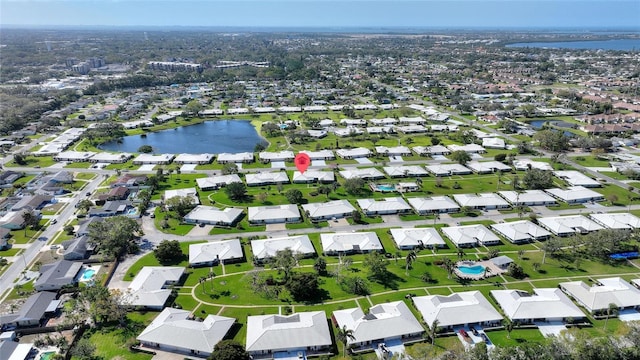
[294,153,311,174]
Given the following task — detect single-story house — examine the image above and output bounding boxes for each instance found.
[357,197,412,215]
[544,186,605,204]
[498,190,557,206]
[34,260,83,291]
[0,291,57,328]
[110,174,148,188]
[173,153,214,164]
[447,144,486,154]
[397,125,428,134]
[248,204,301,224]
[76,217,104,237]
[258,151,295,163]
[250,235,316,263]
[339,168,385,180]
[0,229,10,250]
[87,200,134,218]
[589,212,640,229]
[217,152,254,164]
[89,152,132,164]
[383,166,428,178]
[61,235,93,260]
[398,116,426,124]
[245,172,290,186]
[246,311,332,357]
[0,339,34,360]
[301,200,356,221]
[124,267,185,309]
[559,277,640,314]
[292,171,335,184]
[320,232,383,255]
[132,154,175,165]
[490,288,586,323]
[0,210,41,230]
[413,145,451,156]
[513,159,553,171]
[334,127,363,137]
[183,206,243,227]
[299,150,335,160]
[537,215,604,237]
[554,170,601,188]
[196,175,242,191]
[491,255,514,270]
[0,170,23,185]
[407,196,460,214]
[332,302,424,350]
[164,188,200,205]
[189,239,244,267]
[466,161,511,174]
[389,228,446,249]
[340,118,367,126]
[137,308,235,358]
[375,146,411,156]
[490,220,552,243]
[335,147,371,159]
[482,137,506,149]
[442,225,501,247]
[453,193,510,210]
[425,164,471,177]
[54,151,95,162]
[10,195,53,212]
[412,291,503,330]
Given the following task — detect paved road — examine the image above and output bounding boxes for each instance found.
[0,175,104,302]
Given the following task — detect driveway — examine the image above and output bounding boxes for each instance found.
[187,224,212,236]
[266,223,287,232]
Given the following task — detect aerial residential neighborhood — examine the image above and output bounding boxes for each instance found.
[0,5,640,360]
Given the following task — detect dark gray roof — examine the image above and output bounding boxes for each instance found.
[76,217,104,236]
[0,291,56,326]
[34,260,82,289]
[11,195,53,211]
[62,235,90,260]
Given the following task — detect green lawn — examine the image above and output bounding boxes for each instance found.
[75,172,97,180]
[570,155,610,167]
[153,207,195,236]
[65,162,92,169]
[77,316,154,360]
[5,156,56,168]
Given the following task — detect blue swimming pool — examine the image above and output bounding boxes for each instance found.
[80,268,96,281]
[458,265,485,275]
[375,184,396,192]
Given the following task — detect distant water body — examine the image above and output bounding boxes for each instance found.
[506,39,640,51]
[99,120,267,154]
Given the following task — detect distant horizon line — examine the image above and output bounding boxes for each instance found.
[2,24,640,33]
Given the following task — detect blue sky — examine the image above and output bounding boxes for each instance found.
[1,0,639,29]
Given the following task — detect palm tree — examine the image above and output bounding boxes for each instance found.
[405,251,417,276]
[429,319,440,345]
[335,325,355,357]
[603,303,619,330]
[443,258,455,279]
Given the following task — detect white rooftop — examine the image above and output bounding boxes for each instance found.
[339,168,385,180]
[425,163,470,176]
[173,153,214,163]
[245,172,290,185]
[491,220,552,243]
[217,152,254,162]
[407,196,460,213]
[389,228,445,248]
[466,161,511,173]
[442,224,500,246]
[545,186,604,203]
[554,170,601,187]
[383,165,428,177]
[184,206,243,225]
[250,235,315,260]
[498,190,557,205]
[301,200,356,219]
[453,193,510,208]
[357,197,411,214]
[491,288,586,321]
[560,277,640,313]
[246,311,332,353]
[320,232,383,253]
[126,267,185,308]
[332,302,424,345]
[513,159,553,171]
[589,213,640,229]
[537,215,604,235]
[413,291,503,328]
[292,170,335,183]
[137,308,234,355]
[196,175,242,189]
[189,239,244,265]
[336,147,371,158]
[248,204,300,223]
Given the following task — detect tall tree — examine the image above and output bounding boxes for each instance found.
[335,325,355,356]
[88,216,143,257]
[224,182,248,202]
[405,251,417,276]
[271,248,297,282]
[211,340,250,360]
[450,150,471,165]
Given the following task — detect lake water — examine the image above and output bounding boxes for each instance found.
[506,39,640,51]
[100,120,267,154]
